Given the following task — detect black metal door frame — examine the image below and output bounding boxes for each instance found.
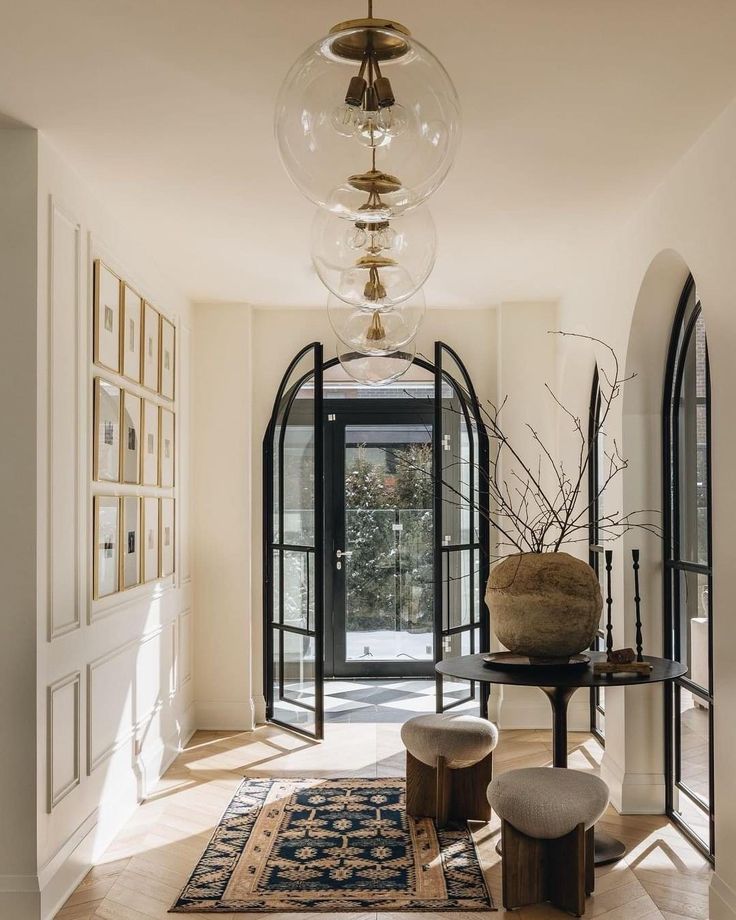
[662,275,714,862]
[264,345,490,733]
[434,342,491,717]
[263,343,324,740]
[324,398,436,679]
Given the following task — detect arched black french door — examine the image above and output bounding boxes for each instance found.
[663,277,714,860]
[263,343,490,739]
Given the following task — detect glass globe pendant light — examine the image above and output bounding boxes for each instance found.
[337,341,416,387]
[327,289,425,356]
[274,4,461,221]
[312,205,436,308]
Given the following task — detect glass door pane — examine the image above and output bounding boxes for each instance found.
[265,344,324,738]
[330,407,435,677]
[434,343,490,713]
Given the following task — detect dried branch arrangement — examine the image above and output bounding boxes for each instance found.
[391,332,660,557]
[483,332,660,553]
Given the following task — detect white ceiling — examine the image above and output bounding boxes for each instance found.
[1,0,736,307]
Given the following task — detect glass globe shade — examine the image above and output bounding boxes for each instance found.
[327,290,425,356]
[312,206,436,307]
[337,341,416,386]
[275,25,461,220]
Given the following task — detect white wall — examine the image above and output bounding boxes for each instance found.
[0,126,41,920]
[554,96,736,916]
[0,127,195,920]
[192,304,254,730]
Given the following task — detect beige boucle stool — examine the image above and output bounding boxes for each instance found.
[487,767,609,917]
[401,713,498,827]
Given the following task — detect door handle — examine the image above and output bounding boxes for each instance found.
[335,549,352,570]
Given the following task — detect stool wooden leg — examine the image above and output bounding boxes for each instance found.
[436,755,450,827]
[448,751,493,823]
[500,820,588,916]
[585,826,595,895]
[501,819,546,910]
[547,823,586,917]
[405,751,436,818]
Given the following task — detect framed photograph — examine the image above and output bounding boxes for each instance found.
[160,316,175,400]
[121,495,140,590]
[142,400,159,486]
[160,408,175,488]
[121,390,141,484]
[121,284,143,383]
[93,260,121,373]
[93,378,120,482]
[160,498,175,578]
[142,496,159,583]
[142,302,160,391]
[93,495,119,599]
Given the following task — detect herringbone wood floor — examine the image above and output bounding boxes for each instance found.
[54,723,712,920]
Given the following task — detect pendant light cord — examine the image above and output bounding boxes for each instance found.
[368,0,373,17]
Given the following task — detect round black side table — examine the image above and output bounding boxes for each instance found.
[435,650,687,864]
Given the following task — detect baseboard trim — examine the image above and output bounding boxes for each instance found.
[253,693,266,725]
[711,873,736,920]
[195,699,256,731]
[601,751,665,814]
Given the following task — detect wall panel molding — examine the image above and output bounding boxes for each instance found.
[179,609,192,687]
[48,197,82,640]
[86,641,136,773]
[47,671,81,811]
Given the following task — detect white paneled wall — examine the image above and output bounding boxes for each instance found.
[33,136,194,920]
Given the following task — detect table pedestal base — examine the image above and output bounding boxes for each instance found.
[594,829,627,865]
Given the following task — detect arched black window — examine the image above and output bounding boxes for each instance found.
[588,368,606,743]
[663,275,714,860]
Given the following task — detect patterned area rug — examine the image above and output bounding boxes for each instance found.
[171,777,494,912]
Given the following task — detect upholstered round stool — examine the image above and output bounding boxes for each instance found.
[488,768,609,917]
[401,713,498,826]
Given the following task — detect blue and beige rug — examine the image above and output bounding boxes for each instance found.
[171,777,494,912]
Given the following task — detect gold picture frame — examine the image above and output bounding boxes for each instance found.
[93,377,121,482]
[159,497,175,578]
[93,495,120,599]
[142,302,160,392]
[141,496,160,584]
[93,260,121,373]
[142,399,159,486]
[120,283,143,384]
[159,316,176,400]
[121,390,142,484]
[120,495,141,590]
[159,407,175,488]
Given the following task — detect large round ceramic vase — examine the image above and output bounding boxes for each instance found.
[485,552,603,658]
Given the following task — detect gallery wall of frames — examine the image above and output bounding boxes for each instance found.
[92,259,177,597]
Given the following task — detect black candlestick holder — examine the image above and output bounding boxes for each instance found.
[632,548,643,662]
[605,550,614,659]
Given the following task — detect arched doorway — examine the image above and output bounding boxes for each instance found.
[262,343,490,739]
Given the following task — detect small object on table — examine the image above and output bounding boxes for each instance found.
[608,647,635,664]
[632,548,644,662]
[605,550,614,657]
[593,659,653,677]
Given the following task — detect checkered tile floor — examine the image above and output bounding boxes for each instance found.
[322,678,479,723]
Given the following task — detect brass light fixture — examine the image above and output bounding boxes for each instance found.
[275,1,460,383]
